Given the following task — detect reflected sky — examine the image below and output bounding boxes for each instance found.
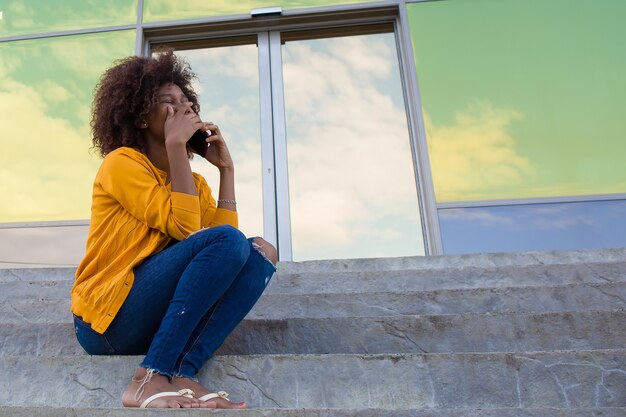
[176,45,265,238]
[0,0,136,36]
[176,33,425,261]
[408,0,626,202]
[440,199,626,254]
[283,33,424,260]
[0,30,136,222]
[0,225,88,267]
[143,0,377,22]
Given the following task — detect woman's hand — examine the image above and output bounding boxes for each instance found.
[202,123,234,171]
[164,103,204,148]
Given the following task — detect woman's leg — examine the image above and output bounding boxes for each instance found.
[169,238,276,406]
[137,227,251,375]
[74,225,251,407]
[77,225,249,356]
[174,237,276,377]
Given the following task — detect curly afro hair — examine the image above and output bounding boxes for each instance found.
[91,49,200,157]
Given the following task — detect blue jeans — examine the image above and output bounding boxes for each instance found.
[74,225,276,379]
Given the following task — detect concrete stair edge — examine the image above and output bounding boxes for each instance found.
[1,349,624,409]
[1,407,625,417]
[2,309,624,356]
[2,246,626,282]
[2,281,625,324]
[4,262,626,300]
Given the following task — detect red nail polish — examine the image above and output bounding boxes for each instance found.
[238,402,246,406]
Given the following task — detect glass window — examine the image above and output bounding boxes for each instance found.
[0,30,136,223]
[407,0,626,202]
[0,0,137,37]
[175,44,264,238]
[439,200,626,254]
[0,225,88,267]
[282,32,424,260]
[143,0,377,22]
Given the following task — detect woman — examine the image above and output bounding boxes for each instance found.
[71,50,277,409]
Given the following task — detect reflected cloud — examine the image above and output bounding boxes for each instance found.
[2,0,136,36]
[282,35,424,258]
[0,33,134,222]
[530,205,599,230]
[6,1,34,29]
[441,203,599,231]
[426,100,533,202]
[439,208,514,225]
[0,226,88,266]
[36,79,72,102]
[440,200,626,254]
[181,45,264,237]
[144,0,370,21]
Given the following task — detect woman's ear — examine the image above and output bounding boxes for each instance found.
[137,120,148,129]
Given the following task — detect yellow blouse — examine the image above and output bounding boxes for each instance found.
[71,147,237,334]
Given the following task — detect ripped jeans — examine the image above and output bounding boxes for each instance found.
[74,225,276,379]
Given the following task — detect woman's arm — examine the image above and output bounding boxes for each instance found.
[164,105,203,196]
[98,150,202,240]
[203,123,237,213]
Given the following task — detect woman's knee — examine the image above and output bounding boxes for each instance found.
[218,225,250,258]
[194,225,249,263]
[213,224,245,239]
[252,237,278,265]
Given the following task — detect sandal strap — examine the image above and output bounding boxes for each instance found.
[198,391,230,402]
[139,389,195,408]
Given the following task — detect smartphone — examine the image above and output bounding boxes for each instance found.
[188,130,208,155]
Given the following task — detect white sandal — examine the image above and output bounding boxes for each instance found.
[198,391,230,402]
[139,388,196,408]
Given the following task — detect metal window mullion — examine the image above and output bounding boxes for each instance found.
[0,220,89,229]
[257,32,279,250]
[0,25,136,43]
[396,5,443,255]
[135,0,145,56]
[437,192,626,210]
[269,31,293,261]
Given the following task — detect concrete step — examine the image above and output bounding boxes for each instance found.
[2,407,625,417]
[2,281,623,325]
[250,281,626,319]
[0,282,626,324]
[2,310,624,357]
[277,248,626,274]
[1,350,624,408]
[4,247,625,283]
[3,259,626,302]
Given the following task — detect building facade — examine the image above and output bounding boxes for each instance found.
[1,0,625,266]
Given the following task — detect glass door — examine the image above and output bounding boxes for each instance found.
[157,25,426,261]
[278,28,425,260]
[174,38,265,240]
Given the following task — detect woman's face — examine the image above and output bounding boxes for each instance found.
[142,83,191,143]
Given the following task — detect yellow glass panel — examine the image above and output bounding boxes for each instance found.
[0,30,136,223]
[144,0,376,22]
[408,0,626,202]
[0,0,137,36]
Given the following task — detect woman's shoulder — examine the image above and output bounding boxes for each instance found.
[101,147,149,169]
[105,146,144,160]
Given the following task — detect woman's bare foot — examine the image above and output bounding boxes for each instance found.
[121,366,215,408]
[171,376,247,409]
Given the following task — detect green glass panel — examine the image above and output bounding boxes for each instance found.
[144,0,376,22]
[0,0,137,37]
[0,30,136,222]
[408,0,626,202]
